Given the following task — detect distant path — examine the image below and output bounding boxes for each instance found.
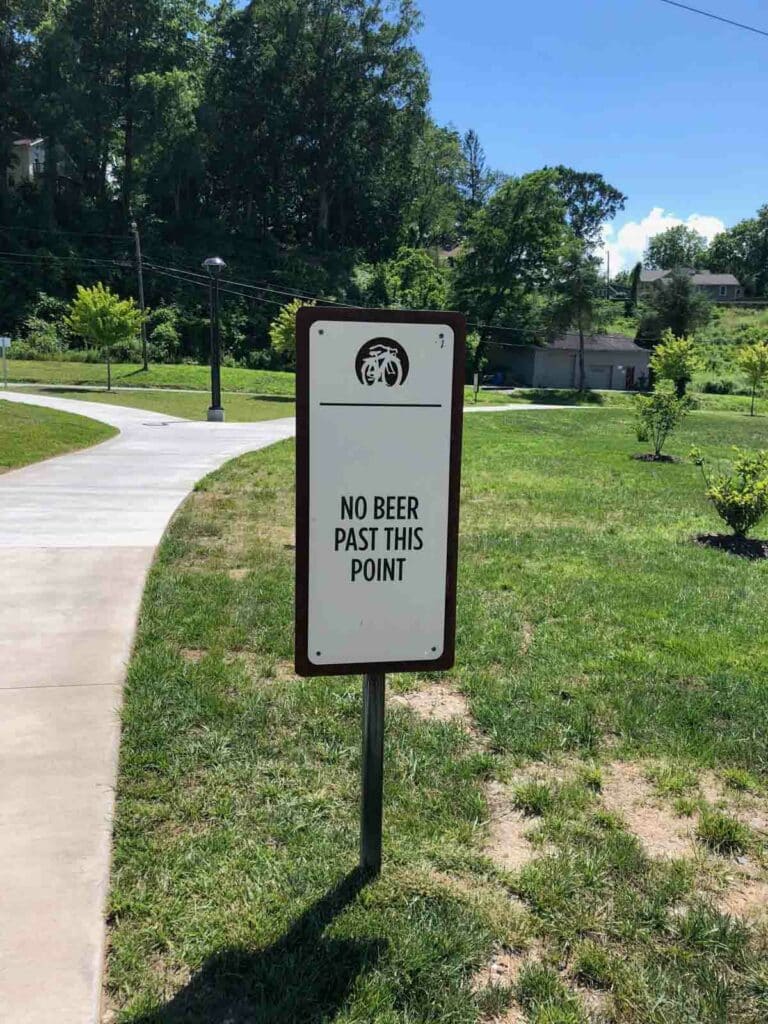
[0,390,294,1024]
[10,382,583,412]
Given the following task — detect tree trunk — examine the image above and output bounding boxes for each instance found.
[675,378,686,399]
[578,319,585,391]
[106,351,111,391]
[751,385,756,416]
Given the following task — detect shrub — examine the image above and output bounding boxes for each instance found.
[702,379,734,395]
[269,298,313,368]
[736,340,768,416]
[634,384,691,458]
[690,447,768,537]
[649,330,702,398]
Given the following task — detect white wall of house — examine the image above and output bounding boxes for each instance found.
[532,349,650,390]
[9,140,46,186]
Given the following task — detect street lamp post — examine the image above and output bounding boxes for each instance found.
[203,256,226,422]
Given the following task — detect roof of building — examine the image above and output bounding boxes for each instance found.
[640,268,741,287]
[12,138,45,147]
[543,332,646,354]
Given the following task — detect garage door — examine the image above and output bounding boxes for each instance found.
[585,364,611,389]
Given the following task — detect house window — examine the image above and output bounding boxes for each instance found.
[719,286,727,297]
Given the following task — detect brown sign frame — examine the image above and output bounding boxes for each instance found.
[295,306,465,677]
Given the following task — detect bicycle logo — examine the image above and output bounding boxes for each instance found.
[355,338,410,387]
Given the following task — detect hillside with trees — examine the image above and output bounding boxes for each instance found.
[1,0,765,375]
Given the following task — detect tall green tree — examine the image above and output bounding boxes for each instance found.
[547,240,605,389]
[552,166,626,249]
[404,121,465,249]
[451,169,567,365]
[208,0,428,252]
[644,224,708,270]
[638,268,712,343]
[708,206,768,298]
[458,128,498,227]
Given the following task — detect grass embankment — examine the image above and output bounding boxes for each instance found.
[0,399,116,473]
[17,387,295,423]
[108,407,768,1022]
[4,359,296,395]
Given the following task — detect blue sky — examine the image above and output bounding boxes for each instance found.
[415,0,767,270]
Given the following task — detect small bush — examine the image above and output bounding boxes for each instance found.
[696,810,751,854]
[702,379,734,395]
[691,447,768,537]
[634,384,691,457]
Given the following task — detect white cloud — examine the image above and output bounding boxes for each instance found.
[601,207,726,276]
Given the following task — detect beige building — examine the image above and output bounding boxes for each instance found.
[490,333,650,391]
[640,268,743,302]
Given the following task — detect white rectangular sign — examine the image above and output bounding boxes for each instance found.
[0,337,10,349]
[295,308,465,676]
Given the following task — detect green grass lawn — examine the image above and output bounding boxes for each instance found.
[0,399,116,473]
[5,359,296,396]
[16,387,296,423]
[107,407,768,1023]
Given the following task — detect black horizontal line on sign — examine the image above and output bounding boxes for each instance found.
[318,402,443,408]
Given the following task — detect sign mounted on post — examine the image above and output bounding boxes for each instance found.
[295,308,465,677]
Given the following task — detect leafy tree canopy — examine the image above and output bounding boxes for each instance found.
[644,225,708,270]
[65,282,143,351]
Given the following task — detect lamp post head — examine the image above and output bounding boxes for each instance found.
[202,256,227,277]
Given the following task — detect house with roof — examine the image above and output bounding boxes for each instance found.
[640,268,743,302]
[489,333,650,391]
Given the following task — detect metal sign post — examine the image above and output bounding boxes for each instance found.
[473,371,479,403]
[295,308,465,876]
[0,337,10,389]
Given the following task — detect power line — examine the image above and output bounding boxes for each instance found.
[657,0,768,38]
[143,257,552,330]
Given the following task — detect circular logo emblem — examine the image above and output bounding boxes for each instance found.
[355,338,410,387]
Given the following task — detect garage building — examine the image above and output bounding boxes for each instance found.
[490,333,650,391]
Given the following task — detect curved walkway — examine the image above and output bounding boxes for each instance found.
[0,391,295,1024]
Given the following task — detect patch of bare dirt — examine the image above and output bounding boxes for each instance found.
[572,983,615,1022]
[601,762,693,859]
[632,452,679,463]
[180,648,206,663]
[473,942,544,1023]
[227,567,250,580]
[722,872,768,921]
[390,683,471,723]
[390,684,488,749]
[484,781,540,872]
[520,622,534,656]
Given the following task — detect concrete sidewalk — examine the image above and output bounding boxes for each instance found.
[0,391,295,1024]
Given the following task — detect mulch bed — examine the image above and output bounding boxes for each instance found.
[695,534,768,560]
[632,453,679,463]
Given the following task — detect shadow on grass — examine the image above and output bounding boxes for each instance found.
[695,533,768,560]
[516,388,606,405]
[128,867,385,1024]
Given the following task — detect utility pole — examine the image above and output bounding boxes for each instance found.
[605,248,611,300]
[131,220,148,371]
